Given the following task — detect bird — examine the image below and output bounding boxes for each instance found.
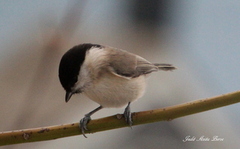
[58,43,175,137]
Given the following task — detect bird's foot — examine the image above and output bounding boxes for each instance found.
[79,115,91,138]
[124,102,133,127]
[79,106,103,138]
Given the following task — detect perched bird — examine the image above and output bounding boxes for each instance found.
[58,43,175,137]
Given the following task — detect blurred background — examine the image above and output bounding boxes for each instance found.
[0,0,240,148]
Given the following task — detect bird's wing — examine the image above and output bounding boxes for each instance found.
[106,47,158,79]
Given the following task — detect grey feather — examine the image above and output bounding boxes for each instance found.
[106,47,176,78]
[153,63,176,71]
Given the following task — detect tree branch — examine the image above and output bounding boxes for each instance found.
[1,90,240,146]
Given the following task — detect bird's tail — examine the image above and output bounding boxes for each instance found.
[154,63,176,71]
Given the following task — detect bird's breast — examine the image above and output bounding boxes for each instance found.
[83,74,146,108]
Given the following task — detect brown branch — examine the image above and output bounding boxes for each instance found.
[0,90,240,146]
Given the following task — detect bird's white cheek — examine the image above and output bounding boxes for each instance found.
[74,65,91,90]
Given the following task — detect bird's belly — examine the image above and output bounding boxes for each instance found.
[83,75,146,108]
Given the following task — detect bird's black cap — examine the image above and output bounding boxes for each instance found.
[58,43,102,102]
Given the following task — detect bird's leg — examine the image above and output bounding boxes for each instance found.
[124,102,133,127]
[80,106,103,138]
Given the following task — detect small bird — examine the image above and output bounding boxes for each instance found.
[58,43,175,137]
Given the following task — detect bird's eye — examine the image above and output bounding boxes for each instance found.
[74,89,82,94]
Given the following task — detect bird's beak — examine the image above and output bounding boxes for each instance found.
[65,91,73,102]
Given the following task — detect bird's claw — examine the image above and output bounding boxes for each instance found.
[124,104,133,127]
[79,115,91,138]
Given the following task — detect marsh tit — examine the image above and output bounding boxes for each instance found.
[58,43,175,137]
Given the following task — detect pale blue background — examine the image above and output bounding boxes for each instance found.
[0,1,239,149]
